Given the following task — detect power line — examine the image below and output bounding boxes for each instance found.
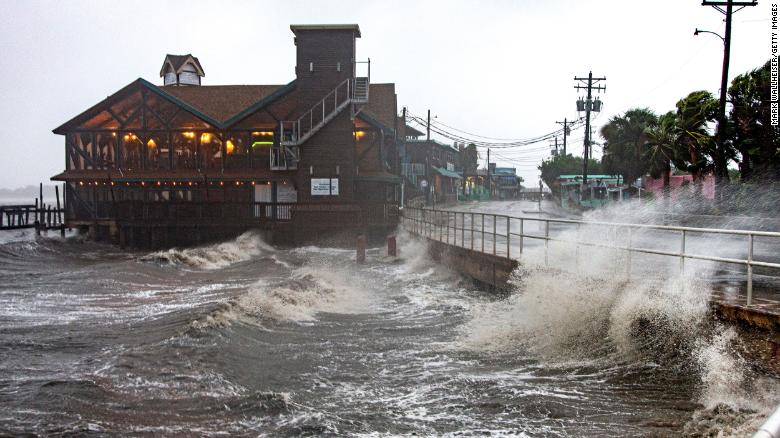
[406,112,583,149]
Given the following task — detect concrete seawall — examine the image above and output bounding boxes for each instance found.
[425,238,519,290]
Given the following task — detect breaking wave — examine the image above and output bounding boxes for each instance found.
[191,266,373,328]
[139,231,273,270]
[459,267,780,434]
[460,269,710,364]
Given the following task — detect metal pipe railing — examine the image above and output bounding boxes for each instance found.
[401,206,780,307]
[754,405,780,438]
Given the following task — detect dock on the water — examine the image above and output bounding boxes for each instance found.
[0,184,66,234]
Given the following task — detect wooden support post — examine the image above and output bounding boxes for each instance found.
[356,234,366,264]
[387,235,397,257]
[34,197,40,236]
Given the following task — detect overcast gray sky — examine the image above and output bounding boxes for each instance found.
[0,0,771,188]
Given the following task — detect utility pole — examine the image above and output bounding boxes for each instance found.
[486,148,491,199]
[427,109,431,141]
[555,118,576,156]
[589,127,596,159]
[549,137,559,156]
[401,107,407,207]
[574,72,606,186]
[538,179,543,210]
[701,0,757,190]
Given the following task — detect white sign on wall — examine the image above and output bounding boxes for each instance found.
[311,178,339,196]
[277,184,298,202]
[254,184,272,202]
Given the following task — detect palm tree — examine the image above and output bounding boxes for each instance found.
[674,91,718,182]
[600,108,658,187]
[644,111,678,206]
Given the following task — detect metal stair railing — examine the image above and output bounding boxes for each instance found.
[279,59,371,146]
[281,77,365,146]
[353,77,369,103]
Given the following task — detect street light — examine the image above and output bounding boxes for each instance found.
[693,28,724,43]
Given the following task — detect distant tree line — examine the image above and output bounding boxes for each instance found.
[539,59,779,200]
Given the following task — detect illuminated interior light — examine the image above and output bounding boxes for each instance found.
[201,133,212,142]
[123,134,130,141]
[252,131,274,136]
[183,131,195,139]
[226,140,235,155]
[147,139,156,149]
[252,141,273,147]
[79,181,84,186]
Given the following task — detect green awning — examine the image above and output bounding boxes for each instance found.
[432,166,462,179]
[355,172,402,184]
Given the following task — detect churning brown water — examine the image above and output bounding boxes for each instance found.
[0,202,778,436]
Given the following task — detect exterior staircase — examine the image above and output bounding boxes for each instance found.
[279,76,370,148]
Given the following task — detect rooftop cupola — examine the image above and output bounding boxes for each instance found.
[160,54,205,86]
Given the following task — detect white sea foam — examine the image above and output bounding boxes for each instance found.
[458,265,778,434]
[140,231,273,270]
[191,265,374,328]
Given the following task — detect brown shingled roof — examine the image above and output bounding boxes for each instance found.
[162,85,283,123]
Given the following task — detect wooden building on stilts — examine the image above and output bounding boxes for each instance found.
[51,24,402,248]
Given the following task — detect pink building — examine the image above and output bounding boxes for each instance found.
[643,172,715,200]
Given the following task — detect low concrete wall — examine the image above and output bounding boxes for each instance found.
[425,238,518,290]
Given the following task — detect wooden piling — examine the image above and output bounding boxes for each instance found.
[33,198,40,235]
[55,185,62,227]
[356,235,366,264]
[387,235,397,257]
